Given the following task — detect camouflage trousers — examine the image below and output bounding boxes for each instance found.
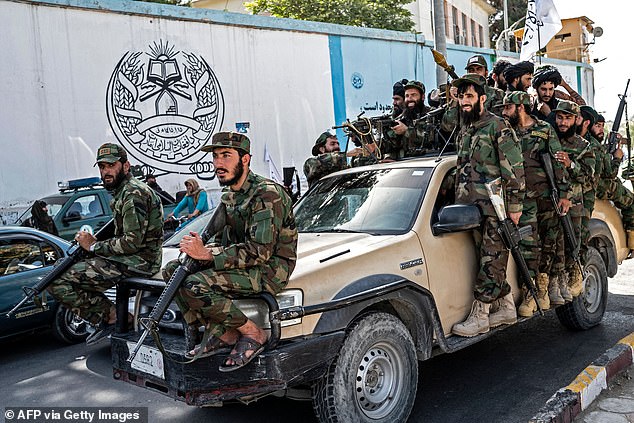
[518,198,539,279]
[163,259,261,339]
[537,198,565,277]
[581,192,596,260]
[47,256,127,325]
[472,216,511,303]
[599,178,634,230]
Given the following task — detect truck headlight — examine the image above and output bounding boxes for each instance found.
[277,289,303,327]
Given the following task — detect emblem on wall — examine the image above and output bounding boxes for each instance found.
[106,41,224,179]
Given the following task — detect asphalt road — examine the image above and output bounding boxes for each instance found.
[1,259,633,423]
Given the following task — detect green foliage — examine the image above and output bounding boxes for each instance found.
[487,0,526,46]
[245,0,415,32]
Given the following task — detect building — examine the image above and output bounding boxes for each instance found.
[192,0,496,48]
[544,16,596,64]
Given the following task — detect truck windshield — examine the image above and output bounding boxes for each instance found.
[41,195,70,218]
[295,168,431,235]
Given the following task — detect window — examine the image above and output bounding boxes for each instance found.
[471,20,477,47]
[479,25,485,48]
[452,6,459,42]
[66,195,104,220]
[0,239,44,276]
[444,1,450,37]
[462,13,468,45]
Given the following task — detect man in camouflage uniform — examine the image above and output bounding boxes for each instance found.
[450,74,525,337]
[303,132,349,187]
[501,92,571,316]
[441,55,505,134]
[164,132,297,372]
[553,101,595,299]
[532,65,586,121]
[48,143,164,345]
[384,80,432,159]
[590,114,634,250]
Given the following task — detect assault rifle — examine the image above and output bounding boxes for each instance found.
[283,166,301,204]
[541,152,583,273]
[485,178,543,315]
[6,219,116,318]
[607,79,629,154]
[332,112,391,160]
[127,203,227,363]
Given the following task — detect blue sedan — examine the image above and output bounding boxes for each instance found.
[0,226,88,343]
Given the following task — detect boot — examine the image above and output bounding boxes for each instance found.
[452,300,491,337]
[536,273,551,311]
[518,290,537,317]
[489,293,517,327]
[559,274,573,302]
[548,275,565,306]
[568,266,584,297]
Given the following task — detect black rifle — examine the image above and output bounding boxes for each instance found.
[283,167,301,204]
[6,219,116,318]
[541,152,583,272]
[127,203,227,363]
[485,179,543,315]
[607,79,630,154]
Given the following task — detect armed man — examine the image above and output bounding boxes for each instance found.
[589,113,634,251]
[500,92,571,316]
[450,74,525,337]
[303,132,348,188]
[503,61,534,92]
[532,65,586,121]
[391,79,408,118]
[164,131,298,371]
[385,80,433,159]
[48,143,164,345]
[553,101,596,300]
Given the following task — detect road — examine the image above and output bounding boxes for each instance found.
[1,258,633,423]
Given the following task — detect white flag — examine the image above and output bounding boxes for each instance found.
[263,144,282,182]
[520,0,562,61]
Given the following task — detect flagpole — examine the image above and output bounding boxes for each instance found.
[537,22,542,64]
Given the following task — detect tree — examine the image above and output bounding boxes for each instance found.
[245,0,415,32]
[487,0,526,47]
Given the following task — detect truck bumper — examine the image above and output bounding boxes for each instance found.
[111,331,344,406]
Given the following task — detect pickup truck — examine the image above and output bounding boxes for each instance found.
[110,156,630,423]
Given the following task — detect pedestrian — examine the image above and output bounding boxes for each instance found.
[162,131,298,372]
[167,178,209,221]
[47,143,164,344]
[450,74,525,337]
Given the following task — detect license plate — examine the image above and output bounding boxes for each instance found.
[126,342,165,380]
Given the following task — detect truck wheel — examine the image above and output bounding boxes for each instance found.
[311,312,418,423]
[52,305,89,344]
[556,247,608,330]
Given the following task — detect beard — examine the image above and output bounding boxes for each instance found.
[102,166,126,190]
[217,159,245,187]
[592,131,604,141]
[497,81,508,91]
[402,99,425,122]
[460,100,482,126]
[555,124,577,140]
[505,110,520,127]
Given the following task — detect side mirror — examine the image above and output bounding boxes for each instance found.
[62,211,81,224]
[432,204,482,236]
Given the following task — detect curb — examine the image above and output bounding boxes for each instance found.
[529,332,634,423]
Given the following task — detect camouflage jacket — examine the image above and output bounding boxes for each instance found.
[441,85,505,133]
[514,118,570,200]
[303,152,348,188]
[94,174,164,275]
[383,107,429,159]
[584,133,606,190]
[208,171,298,290]
[455,111,525,216]
[558,134,595,205]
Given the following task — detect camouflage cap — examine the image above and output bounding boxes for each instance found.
[451,73,487,89]
[312,131,335,156]
[403,80,425,96]
[465,54,488,70]
[95,143,127,166]
[201,131,250,154]
[553,100,580,116]
[502,91,532,106]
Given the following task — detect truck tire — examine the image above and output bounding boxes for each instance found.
[51,305,89,344]
[311,312,418,423]
[556,247,608,330]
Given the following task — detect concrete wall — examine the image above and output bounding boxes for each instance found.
[0,0,594,223]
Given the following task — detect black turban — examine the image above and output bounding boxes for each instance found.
[393,78,408,98]
[532,65,562,88]
[503,61,535,82]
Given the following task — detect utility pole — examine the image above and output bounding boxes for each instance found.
[432,0,448,86]
[503,0,509,50]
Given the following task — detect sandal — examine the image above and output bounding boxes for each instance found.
[185,336,230,360]
[218,335,266,373]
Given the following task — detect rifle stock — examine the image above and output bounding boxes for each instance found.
[127,203,227,363]
[5,219,116,318]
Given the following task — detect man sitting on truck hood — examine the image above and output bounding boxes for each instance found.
[163,131,298,372]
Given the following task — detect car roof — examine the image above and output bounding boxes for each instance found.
[0,226,71,247]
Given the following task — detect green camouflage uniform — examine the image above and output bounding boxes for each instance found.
[303,152,348,188]
[48,173,164,325]
[455,111,525,303]
[556,133,595,273]
[580,133,603,259]
[164,171,298,338]
[513,119,570,279]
